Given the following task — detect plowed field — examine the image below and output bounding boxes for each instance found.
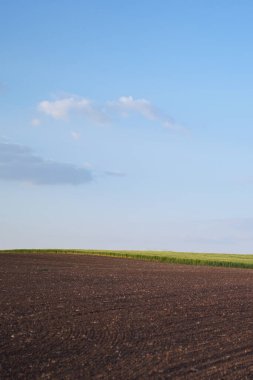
[0,253,252,379]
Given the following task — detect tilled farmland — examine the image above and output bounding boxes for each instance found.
[0,253,252,379]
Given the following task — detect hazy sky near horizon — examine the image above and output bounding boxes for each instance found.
[1,0,253,253]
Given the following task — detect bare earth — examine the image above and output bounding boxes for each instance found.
[0,254,252,379]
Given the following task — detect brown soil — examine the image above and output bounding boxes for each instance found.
[0,253,252,379]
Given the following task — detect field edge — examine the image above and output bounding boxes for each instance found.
[1,249,253,269]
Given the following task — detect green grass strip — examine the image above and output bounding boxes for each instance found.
[1,249,253,269]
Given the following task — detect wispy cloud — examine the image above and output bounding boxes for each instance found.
[31,118,41,127]
[38,95,109,124]
[104,170,125,177]
[35,94,183,130]
[108,95,182,130]
[108,96,158,120]
[71,131,81,140]
[182,218,253,248]
[0,142,93,185]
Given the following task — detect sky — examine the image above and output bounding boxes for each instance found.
[1,0,253,253]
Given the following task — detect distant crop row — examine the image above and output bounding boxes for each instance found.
[1,249,253,269]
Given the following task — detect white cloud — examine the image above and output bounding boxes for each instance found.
[38,96,109,124]
[108,96,158,120]
[38,97,89,119]
[108,95,182,130]
[36,93,183,131]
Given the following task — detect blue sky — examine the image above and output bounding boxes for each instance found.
[1,1,253,253]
